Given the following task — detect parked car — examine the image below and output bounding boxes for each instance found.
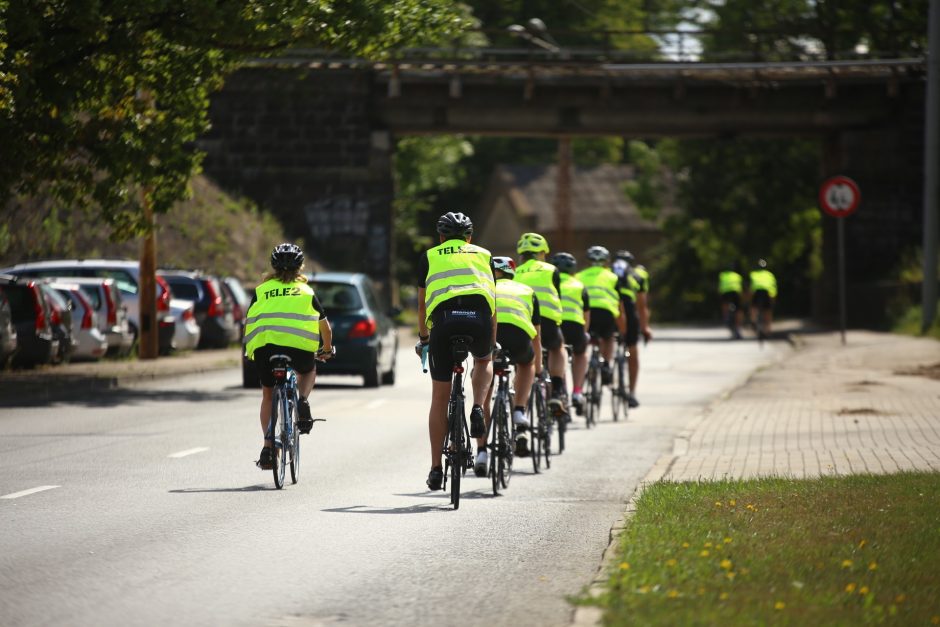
[221,276,251,341]
[159,271,237,349]
[0,287,17,367]
[0,274,59,368]
[38,283,76,364]
[169,298,201,352]
[241,272,398,388]
[59,277,135,357]
[0,259,175,354]
[47,281,109,361]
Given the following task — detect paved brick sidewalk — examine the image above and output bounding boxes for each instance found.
[659,330,940,481]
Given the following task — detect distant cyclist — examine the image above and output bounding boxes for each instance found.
[550,252,591,414]
[612,249,652,408]
[748,258,778,335]
[718,263,744,339]
[515,232,570,420]
[416,212,496,491]
[476,256,541,475]
[576,246,626,384]
[244,243,334,470]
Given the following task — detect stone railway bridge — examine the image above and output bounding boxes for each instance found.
[198,55,927,321]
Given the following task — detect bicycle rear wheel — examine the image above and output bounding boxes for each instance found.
[611,353,625,422]
[489,400,502,496]
[272,388,287,489]
[556,406,566,454]
[289,393,300,484]
[527,385,542,474]
[585,365,597,428]
[449,406,463,510]
[540,391,552,470]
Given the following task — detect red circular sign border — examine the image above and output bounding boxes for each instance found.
[819,175,861,218]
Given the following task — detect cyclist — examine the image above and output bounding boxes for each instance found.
[416,212,497,491]
[718,262,744,339]
[550,252,591,414]
[612,250,652,408]
[576,245,626,385]
[748,258,778,335]
[244,243,334,471]
[514,232,570,421]
[475,256,541,475]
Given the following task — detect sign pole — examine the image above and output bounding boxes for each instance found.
[837,218,847,345]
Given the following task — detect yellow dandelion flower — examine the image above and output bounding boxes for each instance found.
[715,501,723,508]
[724,537,733,544]
[665,558,678,567]
[682,542,691,548]
[858,539,867,549]
[845,583,857,593]
[746,504,755,511]
[842,559,854,569]
[868,562,877,571]
[700,550,711,557]
[859,586,870,595]
[720,592,729,601]
[619,562,630,571]
[667,589,679,599]
[729,499,736,506]
[726,571,736,581]
[895,594,906,603]
[774,601,786,610]
[704,541,713,548]
[638,585,650,594]
[720,559,733,570]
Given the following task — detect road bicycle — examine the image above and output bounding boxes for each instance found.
[527,354,553,472]
[436,335,474,510]
[610,338,629,423]
[583,336,605,428]
[488,348,516,495]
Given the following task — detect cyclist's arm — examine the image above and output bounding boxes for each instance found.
[318,318,334,358]
[638,291,652,340]
[531,296,542,374]
[616,300,627,336]
[582,288,591,329]
[417,288,429,339]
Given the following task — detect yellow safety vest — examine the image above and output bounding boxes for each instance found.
[244,279,321,359]
[618,271,642,303]
[514,258,562,323]
[495,278,537,338]
[718,271,743,294]
[424,239,496,327]
[635,265,650,292]
[559,273,586,325]
[749,269,778,298]
[576,266,620,316]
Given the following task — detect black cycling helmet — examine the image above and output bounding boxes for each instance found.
[492,256,516,277]
[271,243,304,271]
[550,252,577,274]
[586,245,610,263]
[614,249,635,265]
[436,212,473,238]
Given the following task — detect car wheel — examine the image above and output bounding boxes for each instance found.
[381,356,396,386]
[363,354,381,388]
[242,358,260,388]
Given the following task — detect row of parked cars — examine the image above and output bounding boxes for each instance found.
[0,259,250,368]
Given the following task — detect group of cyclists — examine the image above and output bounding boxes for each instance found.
[413,212,652,491]
[718,259,778,340]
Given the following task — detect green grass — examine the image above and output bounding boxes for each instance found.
[582,473,940,626]
[892,302,940,341]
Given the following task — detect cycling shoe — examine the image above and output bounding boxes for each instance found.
[256,447,275,470]
[427,466,444,491]
[469,405,485,438]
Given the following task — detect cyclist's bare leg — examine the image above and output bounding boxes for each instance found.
[572,350,588,390]
[471,356,493,408]
[296,369,316,399]
[762,308,773,335]
[548,345,566,383]
[259,385,275,448]
[514,361,535,409]
[600,335,615,364]
[428,380,451,467]
[477,376,495,451]
[628,343,639,394]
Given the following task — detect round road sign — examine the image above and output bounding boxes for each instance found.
[819,176,860,218]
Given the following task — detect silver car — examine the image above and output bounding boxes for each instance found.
[170,298,201,351]
[55,277,135,357]
[47,281,109,361]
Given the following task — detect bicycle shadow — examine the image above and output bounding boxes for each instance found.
[168,485,271,493]
[321,487,496,515]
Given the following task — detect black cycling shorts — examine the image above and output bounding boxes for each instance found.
[252,344,316,388]
[587,308,617,339]
[720,291,741,308]
[429,304,493,382]
[496,324,535,365]
[560,321,587,355]
[751,289,773,310]
[623,299,640,347]
[540,318,563,351]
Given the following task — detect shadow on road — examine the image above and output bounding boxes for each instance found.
[169,485,271,493]
[321,503,450,515]
[0,386,247,409]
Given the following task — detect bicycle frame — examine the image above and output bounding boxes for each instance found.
[267,355,299,489]
[442,335,473,510]
[489,349,515,494]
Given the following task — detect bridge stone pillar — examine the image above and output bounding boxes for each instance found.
[199,67,394,298]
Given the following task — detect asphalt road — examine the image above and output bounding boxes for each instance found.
[0,327,788,627]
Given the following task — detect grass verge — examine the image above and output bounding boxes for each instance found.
[892,302,940,341]
[580,472,940,626]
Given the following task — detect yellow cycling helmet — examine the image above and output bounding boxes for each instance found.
[517,232,550,255]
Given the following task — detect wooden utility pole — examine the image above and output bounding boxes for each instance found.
[138,190,159,360]
[555,137,572,251]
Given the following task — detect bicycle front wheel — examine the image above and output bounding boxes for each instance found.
[611,357,623,422]
[527,386,541,474]
[272,388,287,489]
[289,394,300,484]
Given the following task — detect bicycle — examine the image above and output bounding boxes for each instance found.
[423,335,475,510]
[488,348,516,494]
[265,353,326,489]
[583,336,604,428]
[610,338,629,422]
[527,355,553,472]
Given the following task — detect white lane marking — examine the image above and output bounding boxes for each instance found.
[1,485,60,500]
[365,398,387,409]
[168,447,210,459]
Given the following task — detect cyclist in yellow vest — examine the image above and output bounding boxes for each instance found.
[416,212,497,491]
[515,232,570,420]
[718,262,744,339]
[550,252,591,414]
[612,250,653,408]
[245,243,334,470]
[476,256,542,474]
[748,258,778,335]
[576,245,626,384]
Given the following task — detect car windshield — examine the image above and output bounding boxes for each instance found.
[165,279,201,302]
[77,285,102,310]
[313,282,362,313]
